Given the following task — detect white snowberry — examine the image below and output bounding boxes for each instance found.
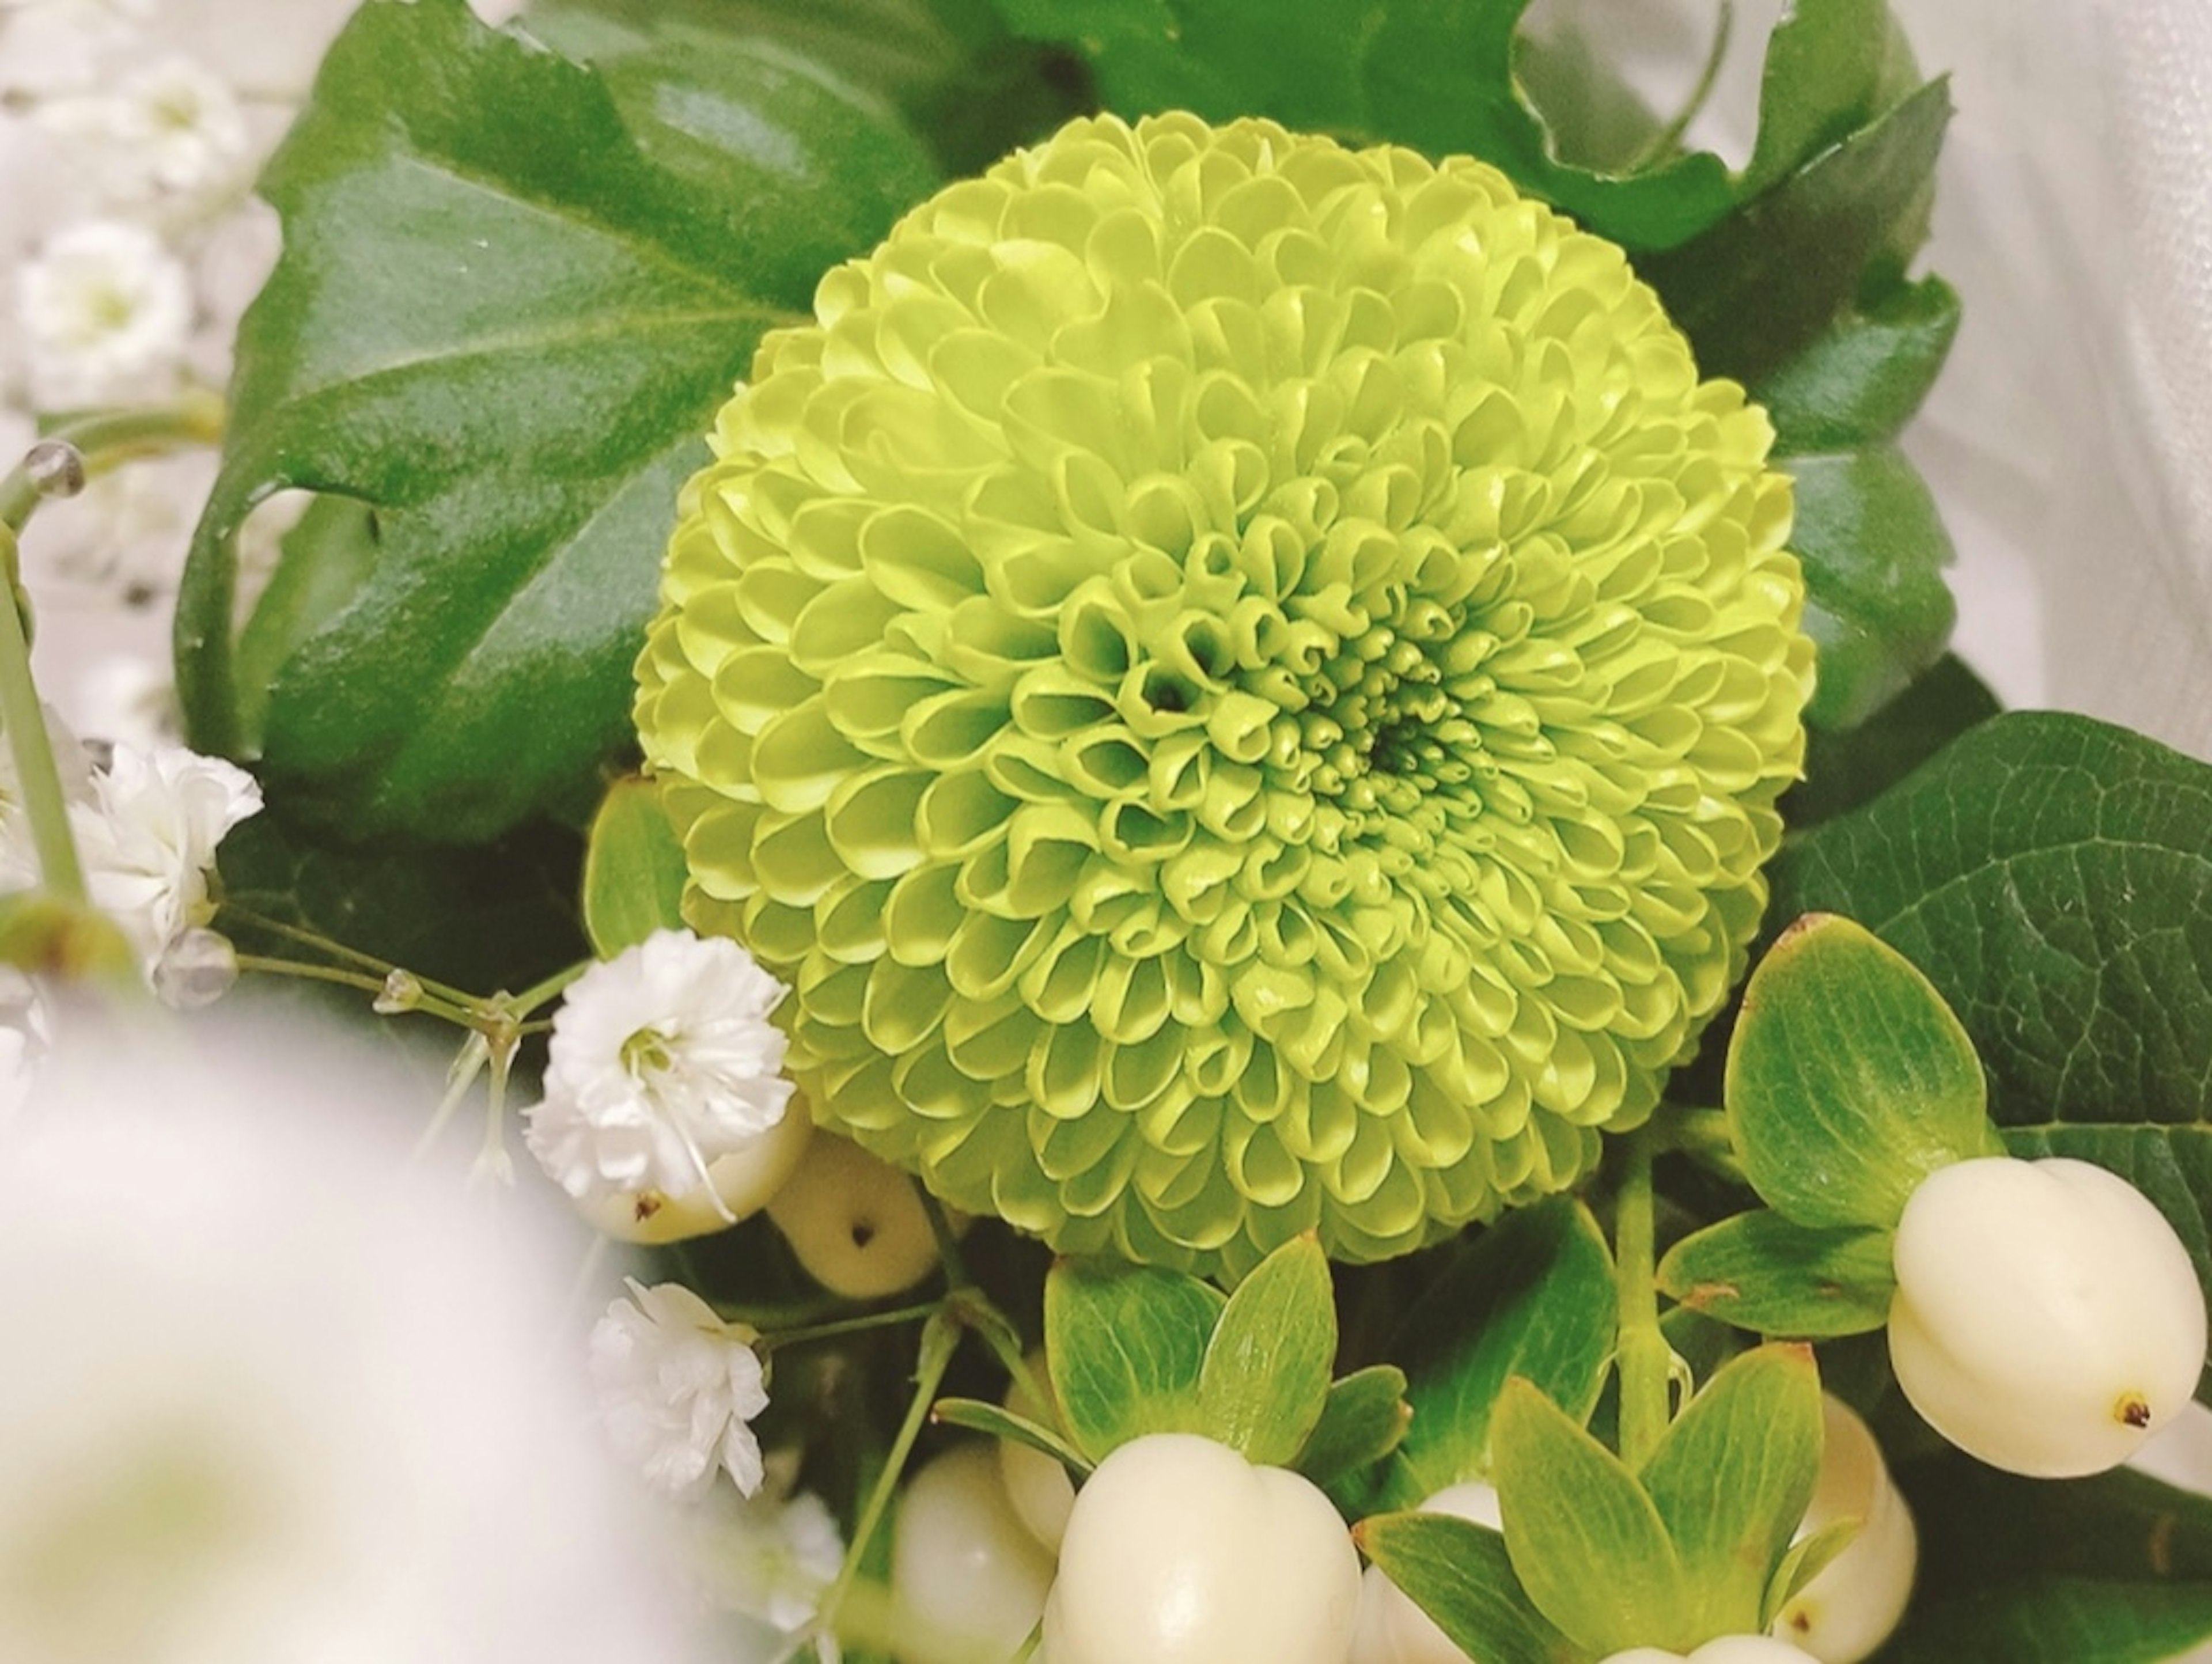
[1350,1481,1502,1664]
[765,1131,949,1299]
[582,1108,812,1246]
[1042,1431,1362,1664]
[890,1443,1057,1661]
[1770,1397,1915,1663]
[1889,1155,2208,1477]
[996,1351,1075,1555]
[1601,1639,1819,1663]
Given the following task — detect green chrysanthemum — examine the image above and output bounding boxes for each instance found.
[636,112,1812,1276]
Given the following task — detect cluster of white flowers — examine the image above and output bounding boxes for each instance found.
[525,928,796,1210]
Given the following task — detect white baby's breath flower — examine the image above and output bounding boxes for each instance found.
[70,741,259,978]
[0,0,153,94]
[0,1024,717,1664]
[684,1479,844,1639]
[36,55,249,207]
[590,1278,770,1502]
[15,219,192,410]
[524,929,794,1206]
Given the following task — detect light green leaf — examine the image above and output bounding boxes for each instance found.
[1354,1512,1581,1664]
[929,1397,1094,1478]
[1768,712,2212,1390]
[581,777,689,957]
[178,0,939,841]
[1196,1234,1336,1466]
[1763,1517,1861,1631]
[1296,1365,1411,1492]
[1379,1199,1618,1508]
[1657,1211,1896,1340]
[1639,1343,1825,1638]
[1493,1378,1692,1657]
[1044,1257,1225,1462]
[1727,912,1994,1230]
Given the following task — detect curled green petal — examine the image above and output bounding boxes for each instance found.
[637,112,1813,1276]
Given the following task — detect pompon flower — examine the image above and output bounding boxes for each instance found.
[637,112,1812,1275]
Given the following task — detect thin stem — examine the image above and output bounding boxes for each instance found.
[509,957,589,1019]
[412,1031,491,1161]
[0,393,225,541]
[817,1309,961,1644]
[233,952,480,1028]
[219,905,478,1008]
[1615,1127,1672,1469]
[919,1182,972,1288]
[1631,0,1735,169]
[0,564,82,901]
[759,1299,944,1355]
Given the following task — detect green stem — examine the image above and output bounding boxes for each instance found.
[759,1299,944,1355]
[219,905,479,1009]
[1630,0,1734,169]
[0,393,226,542]
[0,564,82,902]
[817,1309,962,1646]
[919,1182,973,1287]
[233,952,481,1028]
[509,957,589,1019]
[1615,1127,1671,1468]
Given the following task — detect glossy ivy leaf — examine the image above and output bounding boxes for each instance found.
[1642,77,1952,385]
[1378,1199,1617,1509]
[1295,1364,1411,1492]
[930,1397,1094,1477]
[522,0,1080,176]
[1728,913,1995,1231]
[1768,712,2212,1393]
[986,0,1922,253]
[1354,1512,1580,1664]
[1786,654,1998,827]
[1657,1211,1896,1340]
[1638,1343,1824,1639]
[580,776,688,958]
[1877,1582,2212,1664]
[1196,1234,1335,1466]
[1758,277,1962,455]
[177,0,940,842]
[1785,445,1958,733]
[1492,1378,1692,1657]
[215,808,586,994]
[1043,1256,1223,1461]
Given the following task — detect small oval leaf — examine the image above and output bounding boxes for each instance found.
[1043,1256,1225,1462]
[1657,1211,1896,1339]
[582,777,690,957]
[1196,1233,1336,1466]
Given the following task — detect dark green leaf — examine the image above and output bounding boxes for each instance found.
[1380,1199,1618,1508]
[216,808,586,995]
[1758,277,1961,454]
[929,1396,1093,1477]
[1639,1343,1825,1637]
[1786,654,1998,827]
[179,0,939,842]
[1354,1511,1580,1664]
[1493,1378,1692,1657]
[1658,1211,1896,1339]
[1296,1365,1411,1491]
[1787,445,1958,731]
[1727,913,1994,1230]
[1770,712,2212,1387]
[1899,1450,2212,1587]
[1196,1234,1336,1466]
[1043,1256,1224,1461]
[989,0,1953,253]
[1643,77,1952,384]
[581,776,688,957]
[1876,1580,2212,1664]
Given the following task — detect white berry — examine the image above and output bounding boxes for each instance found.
[1602,1639,1819,1663]
[890,1443,1056,1661]
[584,1109,812,1244]
[1350,1481,1502,1664]
[1043,1431,1362,1664]
[1770,1397,1915,1663]
[1889,1156,2207,1477]
[997,1352,1075,1554]
[765,1132,948,1299]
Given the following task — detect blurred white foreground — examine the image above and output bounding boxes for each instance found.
[0,1011,714,1664]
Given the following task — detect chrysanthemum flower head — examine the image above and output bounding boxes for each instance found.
[637,112,1812,1276]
